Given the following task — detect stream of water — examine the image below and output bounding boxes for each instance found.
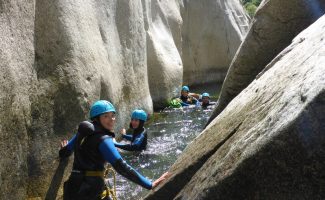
[111,82,221,199]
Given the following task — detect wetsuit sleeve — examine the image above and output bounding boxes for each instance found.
[115,134,145,151]
[190,97,200,106]
[122,134,133,141]
[180,102,189,107]
[59,134,76,158]
[114,142,133,151]
[133,134,145,146]
[192,97,199,104]
[99,138,152,189]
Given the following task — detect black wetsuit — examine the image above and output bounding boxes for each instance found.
[201,101,216,109]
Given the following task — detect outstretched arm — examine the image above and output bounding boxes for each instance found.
[192,97,200,106]
[99,137,152,189]
[120,128,133,141]
[122,134,133,141]
[115,134,145,151]
[189,93,200,99]
[180,101,189,107]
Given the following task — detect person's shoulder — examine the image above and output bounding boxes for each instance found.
[78,121,95,135]
[96,134,114,147]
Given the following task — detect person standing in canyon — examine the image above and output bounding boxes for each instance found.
[59,100,169,200]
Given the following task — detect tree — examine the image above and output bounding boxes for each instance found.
[241,0,262,17]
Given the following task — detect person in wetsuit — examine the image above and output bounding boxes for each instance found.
[200,93,215,109]
[179,85,199,107]
[59,100,168,200]
[114,109,148,152]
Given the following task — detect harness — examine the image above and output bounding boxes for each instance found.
[70,166,118,200]
[72,121,119,200]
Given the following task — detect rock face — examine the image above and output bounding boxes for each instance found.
[182,0,249,85]
[0,0,247,199]
[0,1,35,199]
[145,0,183,108]
[145,15,325,200]
[206,0,325,125]
[30,0,155,197]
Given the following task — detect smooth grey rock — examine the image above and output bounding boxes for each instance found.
[145,0,183,108]
[0,0,35,199]
[182,0,249,85]
[145,14,325,200]
[0,0,250,198]
[206,0,325,126]
[30,0,152,197]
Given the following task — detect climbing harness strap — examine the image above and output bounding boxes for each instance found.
[101,166,118,200]
[71,168,117,199]
[71,169,105,177]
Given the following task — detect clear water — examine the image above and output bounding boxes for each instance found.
[107,83,220,200]
[107,105,215,200]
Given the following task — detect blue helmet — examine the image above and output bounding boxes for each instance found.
[90,100,116,119]
[131,109,147,122]
[182,86,190,92]
[202,93,210,98]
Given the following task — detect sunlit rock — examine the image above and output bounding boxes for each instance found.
[207,0,325,125]
[145,14,325,200]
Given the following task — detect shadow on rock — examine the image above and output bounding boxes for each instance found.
[45,158,69,200]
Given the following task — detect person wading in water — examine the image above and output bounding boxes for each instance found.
[114,109,148,152]
[59,100,169,200]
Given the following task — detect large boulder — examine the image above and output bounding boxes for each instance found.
[144,0,183,108]
[207,0,325,125]
[0,1,35,199]
[145,14,325,200]
[182,0,249,85]
[29,0,153,197]
[0,0,248,199]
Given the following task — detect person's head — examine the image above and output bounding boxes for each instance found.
[201,93,210,104]
[90,100,116,131]
[181,86,190,97]
[130,109,147,129]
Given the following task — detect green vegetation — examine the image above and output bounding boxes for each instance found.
[241,0,262,17]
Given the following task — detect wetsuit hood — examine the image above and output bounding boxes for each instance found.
[93,120,115,138]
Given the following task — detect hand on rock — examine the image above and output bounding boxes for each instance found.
[152,172,170,189]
